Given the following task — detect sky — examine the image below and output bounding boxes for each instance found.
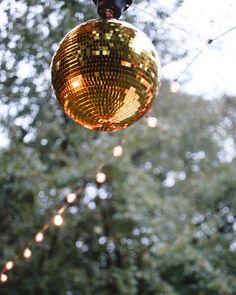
[135,0,236,99]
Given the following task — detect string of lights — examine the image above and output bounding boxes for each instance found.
[170,49,206,92]
[169,28,236,92]
[212,25,236,41]
[133,4,236,54]
[0,111,158,285]
[133,4,236,93]
[2,1,234,286]
[0,190,81,284]
[132,4,197,38]
[210,44,236,59]
[0,130,142,285]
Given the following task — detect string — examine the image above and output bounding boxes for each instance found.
[0,187,84,282]
[0,141,132,283]
[133,4,236,84]
[2,2,235,285]
[175,49,204,81]
[132,4,196,39]
[211,44,236,59]
[212,25,236,41]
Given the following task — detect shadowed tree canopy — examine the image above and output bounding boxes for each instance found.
[0,0,236,294]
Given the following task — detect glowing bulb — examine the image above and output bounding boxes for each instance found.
[0,274,8,283]
[53,215,63,226]
[147,116,158,128]
[96,172,106,183]
[5,261,13,271]
[170,80,180,93]
[112,145,123,157]
[23,248,32,259]
[35,232,44,243]
[66,193,77,203]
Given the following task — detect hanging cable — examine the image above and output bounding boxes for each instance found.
[212,25,236,41]
[133,4,236,93]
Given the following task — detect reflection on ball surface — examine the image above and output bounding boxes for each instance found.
[51,19,160,131]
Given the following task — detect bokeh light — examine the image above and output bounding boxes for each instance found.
[53,215,64,226]
[147,116,158,128]
[0,274,8,283]
[112,145,123,157]
[5,261,14,271]
[66,193,77,203]
[96,172,106,183]
[35,232,44,243]
[23,248,32,259]
[170,80,180,93]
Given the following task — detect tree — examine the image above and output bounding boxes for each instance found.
[0,0,236,294]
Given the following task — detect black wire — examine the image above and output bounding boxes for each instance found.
[133,4,236,82]
[211,44,236,59]
[132,4,196,38]
[213,25,236,41]
[175,49,205,81]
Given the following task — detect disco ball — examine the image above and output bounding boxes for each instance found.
[51,19,160,131]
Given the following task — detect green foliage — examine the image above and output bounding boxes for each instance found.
[1,0,236,294]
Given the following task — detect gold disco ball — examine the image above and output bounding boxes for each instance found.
[51,18,160,131]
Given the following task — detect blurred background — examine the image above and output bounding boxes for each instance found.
[0,0,236,294]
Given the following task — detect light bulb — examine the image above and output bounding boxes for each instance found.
[96,172,106,183]
[147,116,158,128]
[35,232,44,243]
[53,215,63,226]
[5,261,14,271]
[66,193,77,203]
[170,80,180,93]
[112,145,123,157]
[202,39,213,49]
[0,273,8,283]
[23,248,32,259]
